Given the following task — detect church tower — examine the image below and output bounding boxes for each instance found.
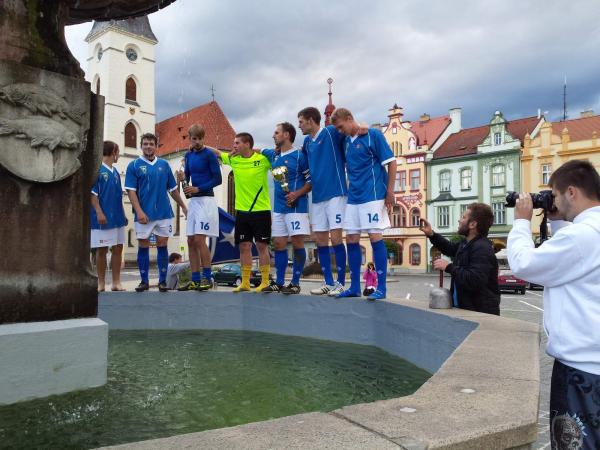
[85,17,158,256]
[85,17,157,170]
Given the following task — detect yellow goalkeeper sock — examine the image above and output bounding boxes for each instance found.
[254,265,272,292]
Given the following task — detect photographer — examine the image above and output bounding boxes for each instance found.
[507,160,600,448]
[419,203,500,315]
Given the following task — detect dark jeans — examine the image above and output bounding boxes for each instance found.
[550,360,600,450]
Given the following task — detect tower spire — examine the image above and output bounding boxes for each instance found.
[324,78,335,125]
[563,76,568,121]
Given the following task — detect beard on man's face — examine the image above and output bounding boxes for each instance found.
[458,221,469,236]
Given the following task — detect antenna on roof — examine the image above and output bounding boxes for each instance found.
[563,76,568,121]
[210,84,216,103]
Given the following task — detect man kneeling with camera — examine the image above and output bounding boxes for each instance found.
[507,159,600,448]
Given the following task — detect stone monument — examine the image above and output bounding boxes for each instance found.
[0,0,175,405]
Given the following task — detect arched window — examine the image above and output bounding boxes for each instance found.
[400,206,407,227]
[125,77,137,102]
[410,208,420,227]
[410,244,421,265]
[227,171,236,216]
[390,206,400,228]
[124,122,137,148]
[95,77,100,95]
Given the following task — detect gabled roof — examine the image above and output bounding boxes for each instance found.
[409,115,451,147]
[433,116,539,160]
[155,101,236,156]
[85,16,157,42]
[550,115,600,141]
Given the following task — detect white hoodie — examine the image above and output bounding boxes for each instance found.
[507,206,600,375]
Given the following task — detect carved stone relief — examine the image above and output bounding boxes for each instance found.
[0,62,90,183]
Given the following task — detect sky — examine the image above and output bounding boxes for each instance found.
[65,0,600,148]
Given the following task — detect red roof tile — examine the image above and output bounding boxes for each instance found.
[409,115,451,147]
[550,115,600,141]
[433,116,540,160]
[155,101,236,156]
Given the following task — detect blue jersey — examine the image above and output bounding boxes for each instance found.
[343,128,395,205]
[262,148,311,214]
[124,156,177,221]
[90,163,128,230]
[301,125,347,203]
[184,147,222,196]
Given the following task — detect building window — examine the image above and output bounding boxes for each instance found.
[399,171,407,191]
[492,201,505,225]
[409,244,421,265]
[95,77,100,95]
[400,207,407,227]
[438,206,450,228]
[390,206,399,227]
[124,122,137,148]
[408,137,416,151]
[491,164,505,187]
[494,132,502,145]
[460,168,472,190]
[410,169,420,190]
[542,163,552,185]
[125,77,137,102]
[227,171,236,216]
[439,170,451,192]
[410,208,420,227]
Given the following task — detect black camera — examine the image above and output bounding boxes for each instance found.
[505,190,554,211]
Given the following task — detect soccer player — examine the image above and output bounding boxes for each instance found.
[297,106,348,296]
[208,133,272,292]
[125,132,188,292]
[176,124,222,291]
[330,108,397,300]
[260,122,311,294]
[90,141,128,292]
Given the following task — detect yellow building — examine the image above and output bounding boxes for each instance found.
[378,105,459,272]
[522,113,600,239]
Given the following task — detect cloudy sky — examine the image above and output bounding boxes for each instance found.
[66,0,600,148]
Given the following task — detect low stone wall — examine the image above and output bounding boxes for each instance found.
[98,292,539,450]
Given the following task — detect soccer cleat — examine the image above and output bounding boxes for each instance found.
[135,281,150,292]
[310,284,336,295]
[327,282,346,297]
[336,289,361,298]
[177,281,199,291]
[196,277,213,291]
[158,281,169,292]
[367,289,386,301]
[280,283,301,295]
[259,281,283,293]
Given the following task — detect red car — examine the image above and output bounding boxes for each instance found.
[497,267,527,295]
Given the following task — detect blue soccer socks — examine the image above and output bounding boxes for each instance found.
[318,246,335,286]
[137,246,150,283]
[371,239,387,296]
[291,248,306,285]
[157,246,169,284]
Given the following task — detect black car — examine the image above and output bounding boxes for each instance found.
[213,263,272,287]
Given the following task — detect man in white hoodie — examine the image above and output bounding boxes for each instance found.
[508,159,600,449]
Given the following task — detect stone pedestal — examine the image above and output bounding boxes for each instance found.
[0,61,104,324]
[0,318,108,405]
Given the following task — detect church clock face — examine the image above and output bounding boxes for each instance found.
[126,48,138,62]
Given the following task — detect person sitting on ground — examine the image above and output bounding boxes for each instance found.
[363,262,378,297]
[166,252,191,290]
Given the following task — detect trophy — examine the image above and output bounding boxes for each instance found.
[272,166,295,207]
[179,159,192,199]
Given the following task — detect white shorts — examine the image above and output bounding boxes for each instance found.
[310,196,347,232]
[186,197,219,237]
[91,226,125,249]
[135,218,173,240]
[272,212,310,237]
[344,200,391,234]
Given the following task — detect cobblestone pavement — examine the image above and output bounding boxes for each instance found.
[113,270,551,448]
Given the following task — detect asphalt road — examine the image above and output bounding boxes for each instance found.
[113,270,551,449]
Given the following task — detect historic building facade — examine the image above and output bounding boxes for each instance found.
[522,113,600,240]
[426,112,543,266]
[379,106,459,272]
[86,17,159,259]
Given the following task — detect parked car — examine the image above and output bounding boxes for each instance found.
[497,267,527,295]
[495,249,526,294]
[213,263,272,287]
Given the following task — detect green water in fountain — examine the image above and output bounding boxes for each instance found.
[0,330,431,449]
